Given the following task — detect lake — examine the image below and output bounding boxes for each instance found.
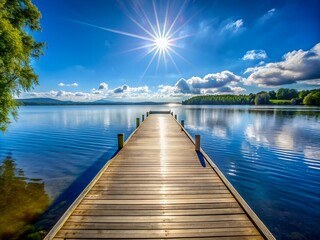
[0,105,319,239]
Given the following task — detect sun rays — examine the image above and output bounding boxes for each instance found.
[71,0,192,78]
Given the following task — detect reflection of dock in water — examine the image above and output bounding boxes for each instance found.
[45,111,274,239]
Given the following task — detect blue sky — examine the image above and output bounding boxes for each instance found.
[25,0,320,102]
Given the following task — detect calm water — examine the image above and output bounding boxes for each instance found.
[0,105,319,239]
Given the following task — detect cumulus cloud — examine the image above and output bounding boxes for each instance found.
[158,85,176,94]
[173,71,244,95]
[58,82,78,87]
[203,86,246,95]
[129,86,150,93]
[114,85,128,93]
[244,43,320,86]
[98,82,108,90]
[113,85,150,94]
[175,78,199,94]
[113,85,128,93]
[189,71,241,88]
[225,19,244,32]
[242,50,267,60]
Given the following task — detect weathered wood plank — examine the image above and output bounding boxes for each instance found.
[62,220,254,230]
[72,208,244,216]
[88,189,230,195]
[85,193,234,200]
[66,214,250,223]
[81,198,237,205]
[76,202,241,210]
[56,227,260,238]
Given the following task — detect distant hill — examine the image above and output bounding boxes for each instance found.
[17,98,181,106]
[94,99,115,104]
[17,98,75,105]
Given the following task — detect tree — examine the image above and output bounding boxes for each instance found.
[303,91,320,105]
[276,88,298,100]
[268,90,276,100]
[298,90,310,99]
[0,0,44,131]
[254,92,270,105]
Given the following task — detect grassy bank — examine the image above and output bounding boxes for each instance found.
[269,100,292,105]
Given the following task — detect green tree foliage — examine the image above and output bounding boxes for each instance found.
[0,0,44,131]
[268,90,276,99]
[182,89,320,106]
[298,90,311,99]
[254,92,270,105]
[303,91,320,105]
[276,88,298,100]
[182,95,255,105]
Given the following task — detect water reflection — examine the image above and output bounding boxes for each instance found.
[183,107,320,170]
[181,106,320,239]
[0,155,50,239]
[0,105,319,239]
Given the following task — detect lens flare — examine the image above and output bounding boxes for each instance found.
[71,0,193,78]
[155,37,170,51]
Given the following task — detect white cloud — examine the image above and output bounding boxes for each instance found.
[113,85,128,93]
[129,86,150,93]
[58,82,78,87]
[267,8,276,15]
[175,78,199,94]
[242,50,267,60]
[225,19,244,32]
[244,43,320,86]
[259,8,276,23]
[173,71,244,95]
[303,80,320,85]
[113,85,150,94]
[158,85,176,94]
[98,82,108,90]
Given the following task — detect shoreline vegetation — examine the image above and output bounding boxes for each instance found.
[17,88,320,106]
[182,88,320,106]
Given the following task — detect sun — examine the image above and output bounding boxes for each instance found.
[154,37,170,51]
[72,1,192,77]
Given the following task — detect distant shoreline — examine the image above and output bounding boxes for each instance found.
[16,98,181,106]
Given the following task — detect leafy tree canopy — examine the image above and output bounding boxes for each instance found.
[276,88,298,100]
[0,0,44,131]
[255,92,270,105]
[303,91,320,105]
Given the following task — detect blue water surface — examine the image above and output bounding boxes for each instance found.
[0,105,319,239]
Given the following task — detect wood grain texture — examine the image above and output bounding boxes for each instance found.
[46,113,272,239]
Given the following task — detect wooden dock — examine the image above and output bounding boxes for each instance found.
[45,112,274,239]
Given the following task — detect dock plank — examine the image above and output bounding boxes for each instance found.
[45,113,274,239]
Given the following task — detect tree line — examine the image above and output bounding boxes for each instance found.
[182,88,320,105]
